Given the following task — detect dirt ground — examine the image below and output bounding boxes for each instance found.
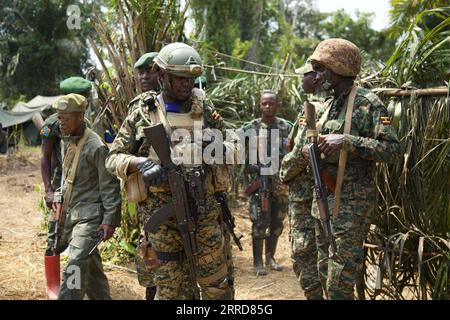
[0,147,305,300]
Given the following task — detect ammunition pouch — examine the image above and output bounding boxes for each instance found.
[137,236,161,270]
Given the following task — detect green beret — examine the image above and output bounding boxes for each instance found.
[59,77,92,94]
[295,61,314,75]
[134,52,158,69]
[53,94,87,112]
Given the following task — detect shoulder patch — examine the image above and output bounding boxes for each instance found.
[380,116,391,125]
[40,126,51,137]
[211,110,222,122]
[298,117,307,126]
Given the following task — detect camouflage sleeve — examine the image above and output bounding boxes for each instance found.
[279,122,309,183]
[342,102,401,163]
[94,144,122,227]
[105,110,140,182]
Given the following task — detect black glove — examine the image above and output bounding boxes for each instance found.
[137,160,167,186]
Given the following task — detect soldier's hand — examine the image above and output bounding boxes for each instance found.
[45,189,54,209]
[301,145,310,160]
[98,224,115,241]
[137,159,167,186]
[318,134,344,157]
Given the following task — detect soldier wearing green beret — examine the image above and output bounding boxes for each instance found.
[122,52,159,300]
[127,52,160,114]
[41,78,93,257]
[52,94,121,300]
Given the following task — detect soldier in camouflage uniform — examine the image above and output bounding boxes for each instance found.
[106,42,233,300]
[53,94,121,300]
[126,52,160,300]
[282,39,400,299]
[241,90,292,276]
[41,77,92,256]
[280,61,325,299]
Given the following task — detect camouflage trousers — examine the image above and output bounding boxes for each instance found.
[288,200,323,300]
[249,194,288,240]
[58,205,111,300]
[142,193,231,300]
[222,224,235,299]
[314,197,372,300]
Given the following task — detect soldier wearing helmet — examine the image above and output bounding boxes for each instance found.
[106,42,234,300]
[282,38,400,299]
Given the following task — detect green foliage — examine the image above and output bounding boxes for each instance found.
[321,10,396,62]
[382,8,450,87]
[0,0,99,103]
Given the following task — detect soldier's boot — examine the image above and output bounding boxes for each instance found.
[145,286,157,300]
[252,239,267,276]
[265,235,283,271]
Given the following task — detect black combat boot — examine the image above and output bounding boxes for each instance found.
[252,238,267,276]
[145,286,157,300]
[265,235,283,271]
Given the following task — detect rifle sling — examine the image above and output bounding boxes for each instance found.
[62,128,91,215]
[332,85,357,220]
[143,203,176,233]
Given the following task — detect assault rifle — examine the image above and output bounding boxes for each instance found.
[215,192,243,251]
[304,101,337,257]
[143,124,200,299]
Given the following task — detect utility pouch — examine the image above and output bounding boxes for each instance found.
[124,171,148,203]
[137,236,161,270]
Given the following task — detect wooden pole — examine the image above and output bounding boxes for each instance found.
[376,86,448,97]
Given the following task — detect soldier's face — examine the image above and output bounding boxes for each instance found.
[137,67,159,92]
[57,112,84,136]
[161,72,195,101]
[260,93,278,117]
[302,72,319,94]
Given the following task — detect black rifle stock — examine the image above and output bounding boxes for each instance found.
[143,124,200,299]
[304,102,337,257]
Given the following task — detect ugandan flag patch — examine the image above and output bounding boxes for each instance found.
[298,117,307,126]
[212,110,221,122]
[40,126,51,137]
[380,116,391,125]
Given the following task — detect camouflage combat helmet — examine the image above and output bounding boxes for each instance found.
[310,38,361,77]
[153,42,203,78]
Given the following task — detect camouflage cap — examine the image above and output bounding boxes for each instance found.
[310,38,361,77]
[134,52,158,69]
[53,93,87,112]
[59,77,92,94]
[295,61,314,75]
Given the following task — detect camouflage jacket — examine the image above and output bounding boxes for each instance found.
[106,89,232,198]
[280,86,400,210]
[241,117,293,197]
[62,128,121,227]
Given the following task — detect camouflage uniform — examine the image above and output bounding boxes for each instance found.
[242,117,292,269]
[106,90,232,300]
[58,127,121,300]
[280,101,327,299]
[286,86,400,299]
